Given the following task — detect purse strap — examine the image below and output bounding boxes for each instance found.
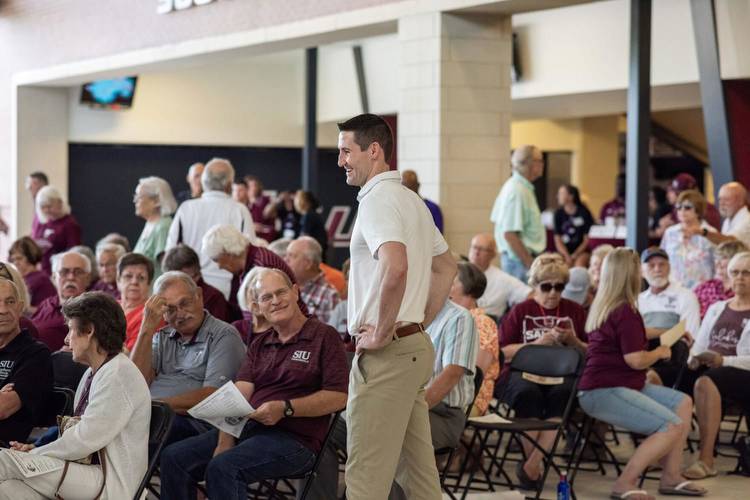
[52,446,108,500]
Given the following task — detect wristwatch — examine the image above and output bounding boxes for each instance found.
[283,399,295,417]
[702,228,708,237]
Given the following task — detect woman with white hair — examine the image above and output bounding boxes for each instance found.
[32,186,81,275]
[133,176,178,278]
[232,266,271,343]
[90,243,127,299]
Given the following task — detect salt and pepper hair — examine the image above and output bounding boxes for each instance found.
[35,186,70,224]
[70,245,98,282]
[202,224,250,260]
[267,238,292,259]
[250,268,293,299]
[201,158,235,192]
[51,250,93,274]
[95,243,127,263]
[153,270,198,296]
[511,145,540,176]
[137,176,178,216]
[295,236,323,267]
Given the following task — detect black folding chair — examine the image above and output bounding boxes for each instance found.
[245,410,342,500]
[437,367,485,499]
[51,351,88,392]
[38,386,75,427]
[457,345,583,500]
[133,401,174,500]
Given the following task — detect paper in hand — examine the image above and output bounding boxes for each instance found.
[659,320,685,347]
[5,449,65,478]
[187,381,255,438]
[468,413,512,425]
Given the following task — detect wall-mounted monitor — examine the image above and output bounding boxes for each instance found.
[80,77,137,109]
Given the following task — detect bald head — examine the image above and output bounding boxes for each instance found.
[285,237,322,283]
[719,182,748,219]
[468,233,497,271]
[401,170,420,194]
[202,158,235,193]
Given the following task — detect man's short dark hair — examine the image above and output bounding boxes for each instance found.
[29,171,49,185]
[117,252,155,284]
[62,292,126,356]
[337,114,394,164]
[162,244,200,273]
[456,262,488,300]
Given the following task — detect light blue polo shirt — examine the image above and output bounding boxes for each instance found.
[490,172,546,260]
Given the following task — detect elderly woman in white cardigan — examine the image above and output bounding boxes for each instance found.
[682,251,750,480]
[0,292,151,499]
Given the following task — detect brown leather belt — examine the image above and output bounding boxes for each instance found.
[395,322,425,339]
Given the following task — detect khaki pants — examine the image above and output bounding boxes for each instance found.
[0,450,105,500]
[345,332,442,500]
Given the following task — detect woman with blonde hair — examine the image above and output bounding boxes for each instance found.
[577,248,706,499]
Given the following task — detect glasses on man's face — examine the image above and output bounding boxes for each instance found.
[58,267,87,278]
[676,203,695,211]
[257,287,290,305]
[729,269,750,279]
[164,297,195,317]
[0,263,13,281]
[539,282,566,293]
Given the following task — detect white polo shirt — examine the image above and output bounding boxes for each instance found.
[722,205,750,247]
[477,265,532,318]
[347,171,449,335]
[637,281,701,336]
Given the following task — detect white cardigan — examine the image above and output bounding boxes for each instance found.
[690,299,750,371]
[33,353,151,500]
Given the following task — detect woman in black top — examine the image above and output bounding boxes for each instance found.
[553,184,594,267]
[294,190,328,261]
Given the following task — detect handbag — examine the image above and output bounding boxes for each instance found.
[53,415,107,500]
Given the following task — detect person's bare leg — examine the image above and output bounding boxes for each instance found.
[524,429,559,479]
[658,396,692,486]
[611,422,681,496]
[694,376,722,468]
[646,370,663,386]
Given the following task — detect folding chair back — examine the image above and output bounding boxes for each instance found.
[133,401,174,500]
[296,410,342,499]
[39,386,75,427]
[509,344,582,379]
[51,351,88,392]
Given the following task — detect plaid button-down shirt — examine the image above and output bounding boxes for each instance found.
[301,272,341,324]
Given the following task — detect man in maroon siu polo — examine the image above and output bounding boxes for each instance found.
[30,250,92,351]
[159,267,348,500]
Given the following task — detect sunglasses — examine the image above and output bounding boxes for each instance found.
[539,282,566,293]
[676,203,695,211]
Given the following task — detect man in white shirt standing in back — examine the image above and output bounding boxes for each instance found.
[468,233,532,320]
[337,114,457,500]
[166,158,255,298]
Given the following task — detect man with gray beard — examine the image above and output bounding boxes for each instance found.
[637,247,700,388]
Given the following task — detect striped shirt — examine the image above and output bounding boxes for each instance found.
[301,272,340,324]
[427,300,479,409]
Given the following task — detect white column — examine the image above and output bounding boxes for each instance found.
[398,12,512,253]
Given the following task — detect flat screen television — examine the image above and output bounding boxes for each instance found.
[80,77,137,109]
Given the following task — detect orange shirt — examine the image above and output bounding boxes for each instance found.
[320,263,346,297]
[123,303,165,351]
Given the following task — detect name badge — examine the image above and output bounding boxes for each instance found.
[522,372,564,385]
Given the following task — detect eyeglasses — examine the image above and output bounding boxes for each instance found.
[729,269,750,278]
[257,287,290,305]
[676,203,695,211]
[58,267,87,278]
[164,297,196,316]
[0,263,13,281]
[539,282,566,293]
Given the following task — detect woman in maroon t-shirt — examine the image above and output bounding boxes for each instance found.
[578,248,705,499]
[499,254,587,491]
[8,236,56,313]
[31,186,82,275]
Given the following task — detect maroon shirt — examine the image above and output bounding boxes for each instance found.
[19,317,40,340]
[236,318,348,452]
[578,303,647,391]
[30,295,68,351]
[500,297,587,380]
[198,278,240,323]
[24,270,56,307]
[707,306,750,356]
[32,214,82,275]
[90,280,120,300]
[249,195,277,242]
[229,245,308,316]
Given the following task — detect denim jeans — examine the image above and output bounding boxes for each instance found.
[578,383,686,435]
[159,424,315,500]
[501,252,529,283]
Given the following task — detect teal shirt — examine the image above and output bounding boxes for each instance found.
[490,172,546,260]
[134,216,172,278]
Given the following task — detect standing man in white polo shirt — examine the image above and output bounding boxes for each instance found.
[337,114,457,500]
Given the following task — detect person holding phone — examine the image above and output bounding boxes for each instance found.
[683,251,750,480]
[499,254,587,490]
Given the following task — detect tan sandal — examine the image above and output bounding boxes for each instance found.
[682,460,717,480]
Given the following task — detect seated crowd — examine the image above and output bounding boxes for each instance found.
[1,147,750,500]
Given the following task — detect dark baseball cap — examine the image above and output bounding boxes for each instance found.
[640,246,669,264]
[670,173,697,192]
